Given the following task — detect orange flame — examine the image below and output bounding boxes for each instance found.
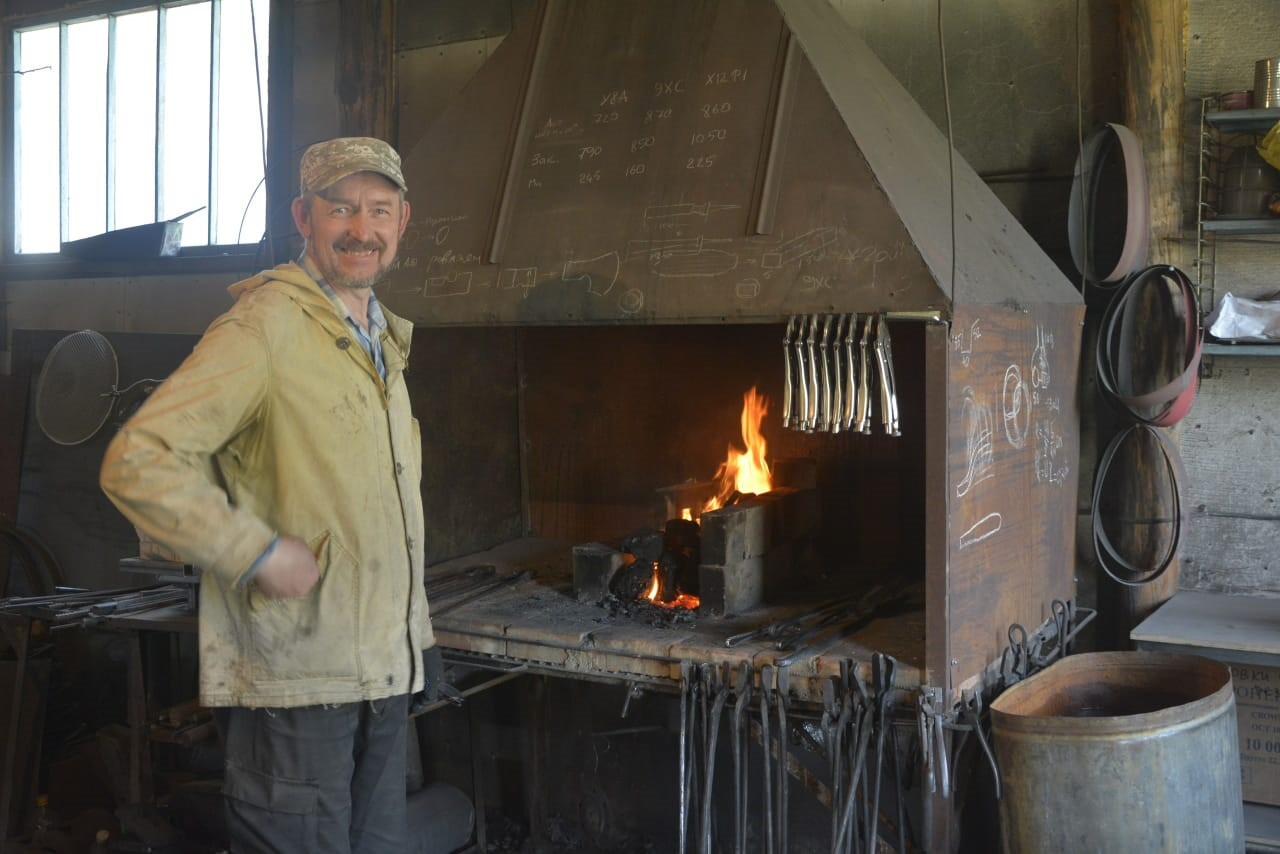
[702,387,772,514]
[642,564,701,609]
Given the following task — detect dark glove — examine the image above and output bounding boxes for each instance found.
[422,644,445,702]
[410,646,461,716]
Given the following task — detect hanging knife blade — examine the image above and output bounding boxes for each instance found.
[805,313,820,431]
[842,313,857,431]
[818,314,834,432]
[792,315,810,432]
[830,314,845,434]
[782,316,798,429]
[875,314,901,436]
[855,314,873,433]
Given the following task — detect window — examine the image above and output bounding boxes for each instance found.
[11,0,269,255]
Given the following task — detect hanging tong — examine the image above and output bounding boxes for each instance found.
[782,316,798,429]
[874,315,901,436]
[792,316,810,433]
[830,314,846,434]
[805,314,820,431]
[855,315,873,433]
[817,314,835,432]
[841,313,857,432]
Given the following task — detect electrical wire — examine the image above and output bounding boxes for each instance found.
[247,0,273,262]
[1075,0,1088,295]
[937,0,957,310]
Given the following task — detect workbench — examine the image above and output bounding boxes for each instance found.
[428,537,927,705]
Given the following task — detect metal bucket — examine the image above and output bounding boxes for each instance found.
[990,651,1243,853]
[1256,57,1280,109]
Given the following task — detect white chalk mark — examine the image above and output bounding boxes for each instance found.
[619,289,644,314]
[499,267,539,291]
[735,278,761,299]
[562,251,621,296]
[761,227,837,269]
[956,387,994,498]
[1034,419,1069,485]
[643,201,740,221]
[959,512,1003,549]
[627,236,738,278]
[1002,364,1031,449]
[951,318,981,368]
[422,271,473,299]
[1031,324,1053,390]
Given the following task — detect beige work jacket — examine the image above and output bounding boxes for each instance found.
[100,263,433,708]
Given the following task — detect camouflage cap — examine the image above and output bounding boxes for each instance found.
[299,137,407,196]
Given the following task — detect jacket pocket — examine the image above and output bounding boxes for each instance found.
[246,531,360,681]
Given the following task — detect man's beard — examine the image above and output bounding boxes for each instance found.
[321,238,389,290]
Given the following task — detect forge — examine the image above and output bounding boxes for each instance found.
[397,0,1082,711]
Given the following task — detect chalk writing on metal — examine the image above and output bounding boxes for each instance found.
[959,512,1002,549]
[956,387,994,498]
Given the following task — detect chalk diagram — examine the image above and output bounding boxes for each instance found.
[736,279,761,300]
[626,237,739,278]
[1002,364,1031,449]
[422,272,473,299]
[643,201,740,223]
[1031,324,1053,390]
[618,289,645,315]
[959,512,1002,549]
[499,267,539,291]
[1035,419,1069,485]
[562,251,621,296]
[761,227,837,269]
[952,319,981,368]
[956,387,994,498]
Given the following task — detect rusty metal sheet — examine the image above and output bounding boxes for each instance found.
[386,0,945,326]
[942,303,1083,690]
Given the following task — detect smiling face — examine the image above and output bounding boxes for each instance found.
[291,171,411,293]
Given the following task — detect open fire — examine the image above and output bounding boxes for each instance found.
[644,387,774,610]
[573,386,801,619]
[683,387,773,520]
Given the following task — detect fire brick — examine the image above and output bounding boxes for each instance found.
[572,542,629,601]
[699,557,764,616]
[771,457,818,490]
[770,486,821,539]
[700,498,775,566]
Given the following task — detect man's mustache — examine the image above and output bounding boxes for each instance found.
[334,238,382,253]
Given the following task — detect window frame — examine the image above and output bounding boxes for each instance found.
[1,0,292,277]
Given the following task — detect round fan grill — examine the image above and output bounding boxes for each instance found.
[35,329,119,445]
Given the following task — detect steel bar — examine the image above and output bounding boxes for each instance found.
[761,664,776,854]
[700,667,730,854]
[679,660,692,854]
[776,665,791,853]
[782,316,798,428]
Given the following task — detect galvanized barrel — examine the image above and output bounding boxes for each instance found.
[990,651,1243,853]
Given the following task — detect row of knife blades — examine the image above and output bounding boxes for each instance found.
[781,313,900,436]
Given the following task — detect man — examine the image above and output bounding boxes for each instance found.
[100,137,440,852]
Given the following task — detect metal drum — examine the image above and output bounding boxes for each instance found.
[990,651,1244,853]
[1257,57,1280,110]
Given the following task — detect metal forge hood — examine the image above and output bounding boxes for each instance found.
[384,0,1079,325]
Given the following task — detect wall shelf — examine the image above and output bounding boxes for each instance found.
[1204,107,1280,135]
[1204,342,1280,357]
[1202,218,1280,235]
[1196,100,1280,322]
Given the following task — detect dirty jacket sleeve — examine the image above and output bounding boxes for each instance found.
[100,315,276,587]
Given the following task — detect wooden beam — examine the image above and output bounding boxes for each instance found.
[1096,0,1187,648]
[336,0,396,141]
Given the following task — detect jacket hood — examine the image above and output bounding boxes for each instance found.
[230,262,414,357]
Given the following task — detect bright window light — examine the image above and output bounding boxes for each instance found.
[11,1,269,255]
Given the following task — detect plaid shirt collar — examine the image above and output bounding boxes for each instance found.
[298,254,388,380]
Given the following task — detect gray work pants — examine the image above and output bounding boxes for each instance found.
[216,695,409,853]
